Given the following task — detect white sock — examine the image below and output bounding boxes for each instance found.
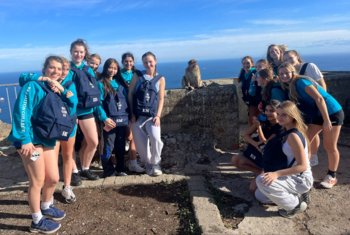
[40,201,51,210]
[32,211,43,224]
[82,167,89,171]
[64,185,71,190]
[73,168,79,174]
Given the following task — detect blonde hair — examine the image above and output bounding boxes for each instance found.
[278,62,318,104]
[277,100,309,148]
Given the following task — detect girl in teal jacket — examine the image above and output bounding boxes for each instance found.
[8,56,67,234]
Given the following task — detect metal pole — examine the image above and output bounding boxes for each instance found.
[5,87,12,123]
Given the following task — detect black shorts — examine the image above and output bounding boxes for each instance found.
[243,144,263,169]
[311,110,344,126]
[77,113,94,120]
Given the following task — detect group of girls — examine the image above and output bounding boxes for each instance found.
[8,39,165,234]
[235,44,344,218]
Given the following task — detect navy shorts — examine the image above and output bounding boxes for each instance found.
[243,144,263,169]
[311,110,344,126]
[78,113,94,120]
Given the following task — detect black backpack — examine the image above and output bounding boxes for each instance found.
[299,63,309,75]
[103,85,129,126]
[133,74,162,118]
[32,82,76,141]
[262,128,306,172]
[71,65,100,108]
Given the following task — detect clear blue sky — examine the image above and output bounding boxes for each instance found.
[0,0,350,72]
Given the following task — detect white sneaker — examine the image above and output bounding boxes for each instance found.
[128,161,145,173]
[310,154,319,167]
[320,174,337,189]
[125,140,130,152]
[61,186,76,204]
[152,165,163,176]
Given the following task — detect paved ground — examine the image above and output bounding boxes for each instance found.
[0,127,350,234]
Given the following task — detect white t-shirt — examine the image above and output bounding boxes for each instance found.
[299,62,323,82]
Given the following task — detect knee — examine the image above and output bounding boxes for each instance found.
[231,156,239,166]
[45,174,59,186]
[255,174,264,188]
[30,178,45,190]
[231,156,243,168]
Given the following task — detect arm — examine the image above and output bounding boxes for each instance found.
[153,77,166,126]
[318,78,327,91]
[9,83,38,156]
[243,123,260,149]
[128,74,139,122]
[304,85,332,130]
[61,82,78,111]
[262,133,307,185]
[19,72,40,87]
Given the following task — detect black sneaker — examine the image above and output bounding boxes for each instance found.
[71,173,82,186]
[80,169,100,181]
[278,199,307,218]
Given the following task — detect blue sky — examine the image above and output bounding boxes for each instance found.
[0,0,350,72]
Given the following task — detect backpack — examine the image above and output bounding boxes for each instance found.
[299,63,309,75]
[262,128,305,172]
[71,65,100,108]
[32,82,76,141]
[103,85,129,126]
[133,74,163,118]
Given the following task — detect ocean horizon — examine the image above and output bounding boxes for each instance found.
[1,53,350,124]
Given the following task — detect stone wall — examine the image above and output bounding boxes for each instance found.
[323,72,350,124]
[161,81,239,151]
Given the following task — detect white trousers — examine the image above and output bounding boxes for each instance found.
[256,172,313,211]
[131,117,163,165]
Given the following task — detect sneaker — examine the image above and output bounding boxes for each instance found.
[30,217,61,234]
[152,164,163,176]
[80,169,100,181]
[128,162,145,173]
[278,200,307,218]
[41,205,66,221]
[320,174,337,189]
[301,191,310,204]
[116,172,128,176]
[71,173,82,186]
[310,155,319,167]
[61,186,76,204]
[145,164,153,176]
[125,140,130,152]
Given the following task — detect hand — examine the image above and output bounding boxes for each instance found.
[104,118,116,129]
[19,143,36,158]
[323,119,332,132]
[66,90,74,98]
[261,172,279,186]
[48,80,64,93]
[153,116,160,126]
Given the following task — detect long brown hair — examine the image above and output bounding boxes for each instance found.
[100,58,120,98]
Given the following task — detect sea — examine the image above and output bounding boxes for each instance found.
[1,53,350,124]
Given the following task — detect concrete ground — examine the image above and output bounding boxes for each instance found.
[1,127,350,234]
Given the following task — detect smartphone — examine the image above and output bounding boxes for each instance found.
[30,151,40,161]
[257,113,267,122]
